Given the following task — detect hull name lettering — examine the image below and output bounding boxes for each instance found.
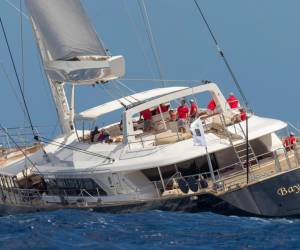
[277,184,300,196]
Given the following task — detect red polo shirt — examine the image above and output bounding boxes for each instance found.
[285,135,296,147]
[240,111,246,121]
[156,104,168,114]
[140,109,152,120]
[207,99,216,111]
[190,103,198,117]
[227,95,239,109]
[177,105,189,120]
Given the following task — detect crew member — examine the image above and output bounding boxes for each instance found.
[207,98,216,112]
[284,132,296,150]
[156,103,169,114]
[140,108,153,132]
[177,99,189,133]
[189,99,198,120]
[169,109,177,121]
[90,126,99,142]
[239,108,247,121]
[98,129,110,143]
[227,92,239,109]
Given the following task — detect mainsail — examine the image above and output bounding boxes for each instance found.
[25,0,106,61]
[25,0,125,83]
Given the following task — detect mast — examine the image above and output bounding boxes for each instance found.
[30,19,72,134]
[25,0,125,135]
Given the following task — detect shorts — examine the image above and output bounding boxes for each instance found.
[144,120,153,129]
[178,119,187,128]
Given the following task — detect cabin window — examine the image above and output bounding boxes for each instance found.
[142,155,219,183]
[141,168,161,182]
[45,178,107,196]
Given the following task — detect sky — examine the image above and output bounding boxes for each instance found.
[0,0,300,139]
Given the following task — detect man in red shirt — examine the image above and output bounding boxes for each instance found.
[156,103,169,114]
[189,99,198,121]
[140,109,153,132]
[177,99,189,133]
[284,132,297,151]
[227,92,239,109]
[239,108,247,121]
[207,98,216,112]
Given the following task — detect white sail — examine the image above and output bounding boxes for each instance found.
[25,0,125,83]
[25,0,106,60]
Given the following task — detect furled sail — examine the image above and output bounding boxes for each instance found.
[25,0,125,83]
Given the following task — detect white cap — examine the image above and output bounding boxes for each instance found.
[229,92,234,96]
[190,99,195,103]
[290,132,295,136]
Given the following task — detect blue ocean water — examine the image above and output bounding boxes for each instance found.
[0,210,298,250]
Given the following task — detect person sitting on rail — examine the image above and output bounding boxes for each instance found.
[156,103,169,114]
[140,108,153,132]
[226,92,239,109]
[189,99,198,121]
[239,108,247,121]
[90,126,99,142]
[284,132,297,151]
[177,99,189,133]
[231,108,247,123]
[98,129,110,143]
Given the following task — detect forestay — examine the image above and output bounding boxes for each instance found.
[25,0,125,83]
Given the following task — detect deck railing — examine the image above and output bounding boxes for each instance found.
[149,145,300,196]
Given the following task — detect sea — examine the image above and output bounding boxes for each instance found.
[0,210,298,250]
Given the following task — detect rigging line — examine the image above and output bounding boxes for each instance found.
[3,0,29,19]
[0,62,27,116]
[115,80,141,102]
[288,122,300,134]
[193,0,249,108]
[0,124,58,130]
[111,81,133,103]
[99,84,129,108]
[0,123,36,167]
[112,82,140,105]
[0,123,43,177]
[116,79,136,94]
[34,49,62,135]
[122,78,200,83]
[122,0,156,79]
[0,17,36,138]
[19,0,25,94]
[19,0,27,133]
[137,0,166,87]
[38,136,113,161]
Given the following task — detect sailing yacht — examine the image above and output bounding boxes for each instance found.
[1,0,300,217]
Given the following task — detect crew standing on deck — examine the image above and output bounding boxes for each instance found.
[177,99,189,133]
[227,92,239,109]
[189,99,198,121]
[140,109,153,132]
[207,98,216,113]
[156,103,169,114]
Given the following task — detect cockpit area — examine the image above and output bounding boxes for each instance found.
[75,82,248,148]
